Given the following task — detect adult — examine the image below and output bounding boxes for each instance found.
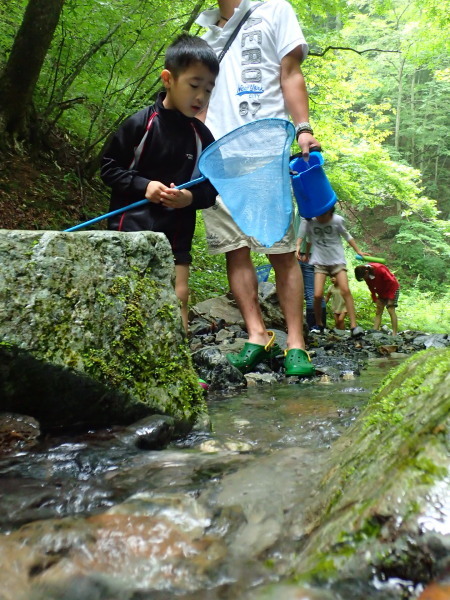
[354,263,400,335]
[196,0,320,376]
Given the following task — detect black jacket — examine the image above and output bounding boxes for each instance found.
[101,93,217,230]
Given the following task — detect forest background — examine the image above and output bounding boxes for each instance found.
[0,0,449,333]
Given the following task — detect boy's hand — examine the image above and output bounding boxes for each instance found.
[160,184,193,209]
[145,181,167,204]
[144,182,193,208]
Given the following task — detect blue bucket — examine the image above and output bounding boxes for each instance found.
[290,152,337,218]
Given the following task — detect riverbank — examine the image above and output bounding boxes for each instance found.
[188,288,449,394]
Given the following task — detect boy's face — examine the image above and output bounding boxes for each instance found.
[316,210,332,224]
[161,62,216,118]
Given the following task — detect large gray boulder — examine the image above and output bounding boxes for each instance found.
[0,230,206,430]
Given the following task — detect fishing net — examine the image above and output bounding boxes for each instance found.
[198,118,295,247]
[255,263,273,282]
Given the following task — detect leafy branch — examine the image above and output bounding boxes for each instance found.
[310,46,401,57]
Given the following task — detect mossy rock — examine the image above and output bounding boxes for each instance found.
[293,348,450,585]
[0,230,206,430]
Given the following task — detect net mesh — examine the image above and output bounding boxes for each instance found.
[198,119,295,248]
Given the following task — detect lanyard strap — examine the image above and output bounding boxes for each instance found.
[217,2,263,63]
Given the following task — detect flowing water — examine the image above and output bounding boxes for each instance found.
[0,356,409,599]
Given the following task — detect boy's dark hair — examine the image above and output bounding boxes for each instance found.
[165,34,219,78]
[306,205,336,221]
[354,265,369,281]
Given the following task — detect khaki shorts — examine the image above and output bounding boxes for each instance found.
[314,263,347,276]
[202,195,297,255]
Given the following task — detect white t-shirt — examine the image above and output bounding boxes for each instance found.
[300,214,353,266]
[196,0,308,139]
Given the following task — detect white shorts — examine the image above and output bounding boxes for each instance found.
[202,195,297,255]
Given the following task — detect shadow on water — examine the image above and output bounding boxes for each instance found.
[0,356,410,599]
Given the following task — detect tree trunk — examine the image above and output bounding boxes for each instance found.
[0,0,65,142]
[394,55,406,152]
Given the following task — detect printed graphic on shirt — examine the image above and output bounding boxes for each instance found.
[314,225,333,247]
[236,17,264,118]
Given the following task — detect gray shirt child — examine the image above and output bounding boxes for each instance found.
[298,214,353,266]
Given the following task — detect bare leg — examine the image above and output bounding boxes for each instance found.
[335,312,346,329]
[334,270,357,329]
[269,252,306,349]
[175,264,190,334]
[373,299,385,330]
[313,272,327,327]
[386,304,398,335]
[226,247,268,346]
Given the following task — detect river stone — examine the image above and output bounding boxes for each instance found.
[0,230,206,430]
[291,347,450,587]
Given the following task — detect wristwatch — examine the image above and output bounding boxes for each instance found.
[295,122,314,138]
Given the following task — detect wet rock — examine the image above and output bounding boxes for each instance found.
[2,491,226,597]
[245,372,279,386]
[215,328,235,343]
[418,583,450,599]
[115,415,175,450]
[247,583,336,599]
[312,356,361,379]
[199,439,253,453]
[413,334,449,349]
[192,346,246,392]
[189,317,215,336]
[0,412,40,454]
[316,368,341,383]
[190,295,244,327]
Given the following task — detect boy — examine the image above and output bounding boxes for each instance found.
[101,34,219,332]
[296,207,366,337]
[354,263,400,335]
[325,275,347,330]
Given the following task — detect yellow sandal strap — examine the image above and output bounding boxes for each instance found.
[264,330,276,352]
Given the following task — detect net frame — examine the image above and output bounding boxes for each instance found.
[198,118,295,247]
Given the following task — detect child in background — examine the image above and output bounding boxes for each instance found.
[354,263,400,335]
[101,34,219,333]
[325,275,347,330]
[296,207,367,337]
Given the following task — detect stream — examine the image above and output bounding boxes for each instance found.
[0,355,413,599]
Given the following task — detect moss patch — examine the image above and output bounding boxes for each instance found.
[82,268,206,423]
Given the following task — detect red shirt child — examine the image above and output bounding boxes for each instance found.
[363,263,399,303]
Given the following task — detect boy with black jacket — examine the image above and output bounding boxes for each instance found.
[101,34,219,332]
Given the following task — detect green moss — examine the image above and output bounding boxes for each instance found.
[81,269,205,420]
[363,348,450,431]
[410,455,448,484]
[292,555,338,583]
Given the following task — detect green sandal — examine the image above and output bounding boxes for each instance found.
[284,348,315,377]
[226,330,280,373]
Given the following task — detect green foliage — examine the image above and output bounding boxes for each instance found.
[326,144,437,217]
[1,0,448,319]
[190,217,229,304]
[383,216,450,290]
